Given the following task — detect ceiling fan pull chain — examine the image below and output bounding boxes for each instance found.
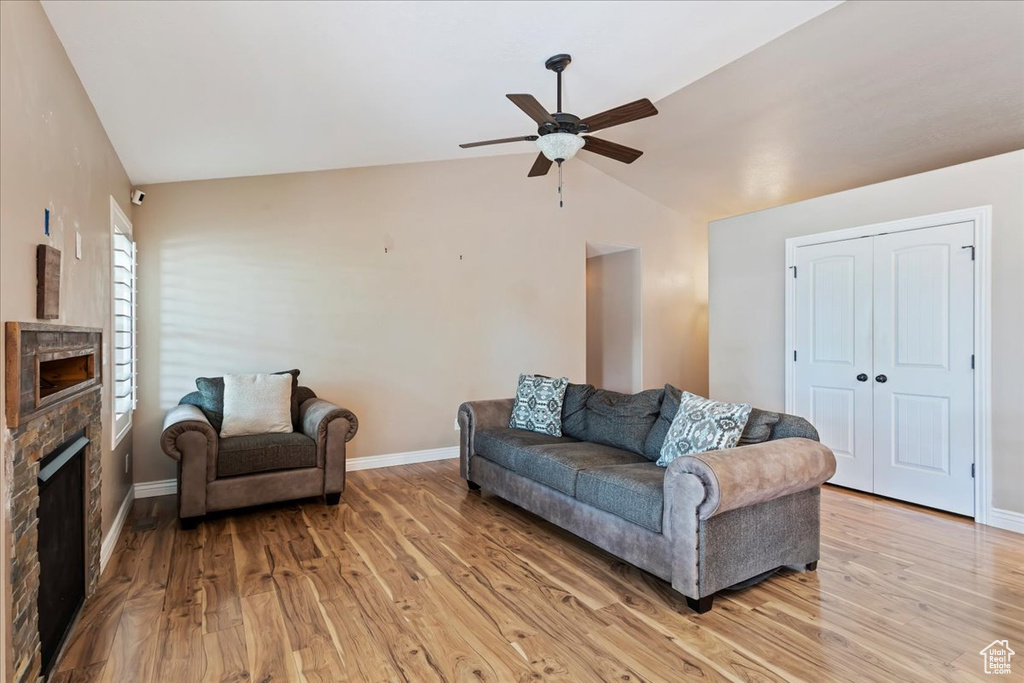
[558,160,564,208]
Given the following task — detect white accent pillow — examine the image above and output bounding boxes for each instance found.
[220,373,294,438]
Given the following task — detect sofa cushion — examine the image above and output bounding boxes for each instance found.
[517,442,646,496]
[561,382,596,440]
[644,384,681,460]
[585,388,663,457]
[770,414,819,441]
[576,463,666,533]
[739,408,781,446]
[217,432,317,478]
[195,369,300,431]
[510,374,569,436]
[475,428,578,471]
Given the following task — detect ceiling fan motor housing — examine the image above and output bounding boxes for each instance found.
[539,112,588,136]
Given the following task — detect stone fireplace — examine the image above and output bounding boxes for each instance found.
[5,323,103,683]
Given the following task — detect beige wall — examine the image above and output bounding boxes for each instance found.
[132,157,708,483]
[586,249,642,393]
[708,150,1024,515]
[0,1,135,678]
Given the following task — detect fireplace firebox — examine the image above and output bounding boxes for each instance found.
[36,430,88,675]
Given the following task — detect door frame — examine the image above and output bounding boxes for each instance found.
[784,206,992,523]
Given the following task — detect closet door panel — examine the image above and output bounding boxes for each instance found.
[872,222,975,515]
[794,238,874,491]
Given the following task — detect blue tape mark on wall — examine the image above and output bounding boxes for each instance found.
[44,208,50,236]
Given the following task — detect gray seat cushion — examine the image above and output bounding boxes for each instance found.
[516,442,646,496]
[576,463,666,533]
[217,432,317,478]
[475,428,578,471]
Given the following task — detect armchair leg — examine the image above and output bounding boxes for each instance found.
[325,492,342,505]
[466,480,481,492]
[805,561,818,571]
[179,516,201,530]
[686,595,715,614]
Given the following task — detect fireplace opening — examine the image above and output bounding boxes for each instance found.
[38,352,95,401]
[37,429,88,676]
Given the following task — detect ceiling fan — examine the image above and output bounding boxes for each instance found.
[459,53,658,206]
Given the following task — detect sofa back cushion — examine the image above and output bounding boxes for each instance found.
[584,388,663,457]
[561,382,596,440]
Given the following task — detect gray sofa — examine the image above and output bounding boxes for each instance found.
[458,384,836,612]
[161,382,357,527]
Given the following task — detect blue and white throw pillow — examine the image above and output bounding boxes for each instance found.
[657,392,752,467]
[509,374,569,436]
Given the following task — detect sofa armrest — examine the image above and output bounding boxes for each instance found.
[161,404,218,518]
[458,399,514,480]
[300,398,358,495]
[665,438,836,520]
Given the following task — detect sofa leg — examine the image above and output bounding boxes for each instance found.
[466,480,481,492]
[686,595,715,614]
[179,516,201,530]
[325,492,342,505]
[806,561,818,571]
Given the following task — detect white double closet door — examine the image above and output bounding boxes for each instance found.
[793,221,975,515]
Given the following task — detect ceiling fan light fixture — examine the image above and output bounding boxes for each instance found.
[535,132,585,162]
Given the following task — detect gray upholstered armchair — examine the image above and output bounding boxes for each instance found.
[160,383,357,528]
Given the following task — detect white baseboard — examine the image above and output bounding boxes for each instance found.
[132,446,459,498]
[100,487,134,571]
[985,507,1024,535]
[347,446,458,471]
[134,478,178,499]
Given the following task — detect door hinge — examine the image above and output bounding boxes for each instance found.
[971,463,975,478]
[971,354,975,370]
[793,350,798,362]
[961,245,975,261]
[789,265,797,278]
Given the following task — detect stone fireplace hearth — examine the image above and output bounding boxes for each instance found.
[5,323,103,683]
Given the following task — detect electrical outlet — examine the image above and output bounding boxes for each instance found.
[125,451,130,474]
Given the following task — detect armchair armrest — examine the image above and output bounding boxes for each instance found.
[161,404,219,519]
[160,404,217,461]
[300,398,358,496]
[666,438,836,520]
[458,399,514,481]
[300,398,358,443]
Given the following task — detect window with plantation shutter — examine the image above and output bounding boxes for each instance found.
[111,198,136,447]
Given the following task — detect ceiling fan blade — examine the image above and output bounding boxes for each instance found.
[507,94,556,125]
[528,152,553,177]
[582,136,644,164]
[459,135,538,149]
[581,98,658,133]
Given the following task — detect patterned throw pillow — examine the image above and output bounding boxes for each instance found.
[509,374,569,436]
[657,392,752,467]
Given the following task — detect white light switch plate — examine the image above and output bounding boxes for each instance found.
[75,232,82,259]
[454,418,459,431]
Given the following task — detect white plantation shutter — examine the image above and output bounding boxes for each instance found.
[111,202,136,446]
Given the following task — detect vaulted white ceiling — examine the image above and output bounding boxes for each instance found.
[41,0,840,184]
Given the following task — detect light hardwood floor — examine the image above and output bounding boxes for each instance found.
[53,460,1024,682]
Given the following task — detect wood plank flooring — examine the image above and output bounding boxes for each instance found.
[53,460,1024,682]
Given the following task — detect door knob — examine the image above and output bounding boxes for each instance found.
[875,374,888,383]
[856,373,868,382]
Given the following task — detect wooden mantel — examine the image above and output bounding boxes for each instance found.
[4,322,103,430]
